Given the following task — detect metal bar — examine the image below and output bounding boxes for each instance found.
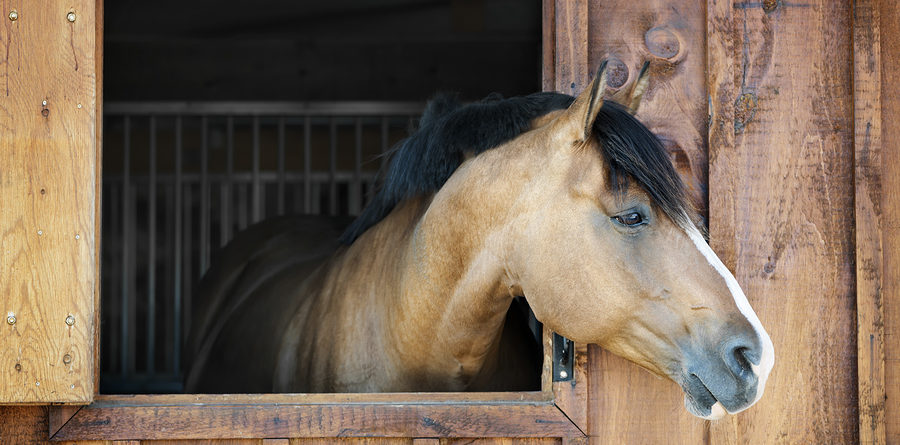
[381,116,390,171]
[107,183,120,374]
[120,116,131,377]
[329,118,338,216]
[303,117,311,214]
[148,115,157,374]
[182,180,192,359]
[221,117,234,246]
[105,101,425,116]
[163,181,175,375]
[277,117,286,215]
[237,183,248,230]
[252,116,261,223]
[103,170,378,184]
[200,117,210,274]
[352,118,362,215]
[173,116,183,376]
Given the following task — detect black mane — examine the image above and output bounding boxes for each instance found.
[339,92,691,244]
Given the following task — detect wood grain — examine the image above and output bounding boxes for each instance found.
[578,1,710,442]
[877,0,900,441]
[853,0,887,444]
[587,0,710,215]
[0,0,99,403]
[54,399,582,441]
[708,0,857,443]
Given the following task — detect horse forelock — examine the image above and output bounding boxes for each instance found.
[339,93,695,244]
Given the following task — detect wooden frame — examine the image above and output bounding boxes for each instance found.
[50,331,588,441]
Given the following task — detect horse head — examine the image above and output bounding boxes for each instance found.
[503,63,775,419]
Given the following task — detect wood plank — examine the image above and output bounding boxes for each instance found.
[88,392,549,406]
[553,0,589,95]
[578,1,710,442]
[853,1,887,444]
[54,401,582,441]
[290,440,412,445]
[878,0,900,441]
[0,0,99,403]
[48,405,82,437]
[708,0,857,442]
[550,343,587,434]
[541,0,556,92]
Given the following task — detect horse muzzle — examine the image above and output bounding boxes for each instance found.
[679,333,769,420]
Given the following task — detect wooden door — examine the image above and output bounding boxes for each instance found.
[0,0,101,404]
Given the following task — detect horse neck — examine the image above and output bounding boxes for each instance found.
[370,163,523,387]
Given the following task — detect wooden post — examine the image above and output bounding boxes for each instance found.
[708,1,857,442]
[0,0,101,403]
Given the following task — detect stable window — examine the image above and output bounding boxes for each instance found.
[0,0,590,441]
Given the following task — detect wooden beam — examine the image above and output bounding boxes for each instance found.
[708,0,857,442]
[877,0,900,441]
[0,0,100,404]
[53,397,583,441]
[48,405,82,438]
[853,1,887,443]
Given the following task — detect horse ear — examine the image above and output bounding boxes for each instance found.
[562,60,609,142]
[625,61,651,115]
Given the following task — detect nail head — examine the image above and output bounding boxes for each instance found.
[6,315,16,325]
[559,370,568,379]
[37,230,43,236]
[77,103,82,109]
[74,234,80,240]
[63,354,72,364]
[65,315,75,326]
[42,100,47,106]
[8,10,18,21]
[66,11,76,22]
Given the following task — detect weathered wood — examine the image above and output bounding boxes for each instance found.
[48,405,81,437]
[586,0,710,215]
[553,0,589,95]
[708,1,857,443]
[0,0,100,403]
[550,343,588,434]
[573,1,709,442]
[878,0,900,441]
[853,1,887,444]
[54,398,582,440]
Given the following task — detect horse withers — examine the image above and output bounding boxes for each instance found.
[185,62,774,420]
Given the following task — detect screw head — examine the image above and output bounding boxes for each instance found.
[41,100,47,106]
[66,11,76,22]
[65,315,75,326]
[6,315,16,325]
[62,354,72,364]
[8,10,18,21]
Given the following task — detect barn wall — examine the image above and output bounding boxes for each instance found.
[547,0,898,443]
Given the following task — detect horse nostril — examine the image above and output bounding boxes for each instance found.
[724,341,759,381]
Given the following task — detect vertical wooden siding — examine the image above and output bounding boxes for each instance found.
[549,0,867,443]
[0,0,100,403]
[875,0,900,442]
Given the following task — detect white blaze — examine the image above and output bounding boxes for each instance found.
[686,227,775,411]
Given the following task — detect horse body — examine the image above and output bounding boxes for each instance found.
[186,65,774,420]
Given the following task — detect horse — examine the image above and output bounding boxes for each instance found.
[184,62,774,420]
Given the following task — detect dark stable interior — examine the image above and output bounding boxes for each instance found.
[100,0,544,393]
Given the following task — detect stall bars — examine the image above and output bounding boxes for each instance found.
[100,102,424,393]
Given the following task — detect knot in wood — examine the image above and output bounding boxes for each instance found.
[605,58,629,89]
[644,27,680,60]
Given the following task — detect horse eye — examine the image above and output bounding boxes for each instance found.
[615,212,644,226]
